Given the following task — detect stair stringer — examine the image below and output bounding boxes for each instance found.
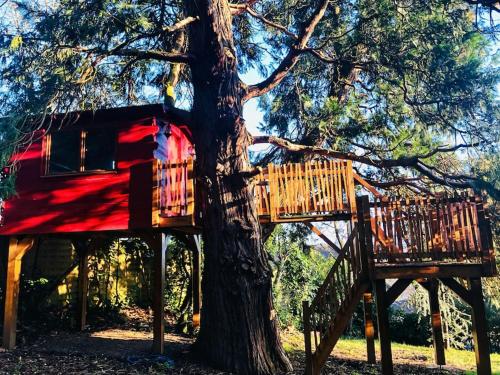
[311,280,371,374]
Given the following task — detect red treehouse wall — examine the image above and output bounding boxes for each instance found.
[0,104,193,235]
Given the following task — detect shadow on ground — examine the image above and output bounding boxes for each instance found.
[0,327,463,375]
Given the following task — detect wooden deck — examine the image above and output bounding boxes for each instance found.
[152,158,496,276]
[369,194,496,277]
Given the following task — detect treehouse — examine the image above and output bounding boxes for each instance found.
[0,104,496,375]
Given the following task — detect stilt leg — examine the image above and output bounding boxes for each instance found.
[152,233,169,354]
[2,237,35,349]
[469,278,491,375]
[375,279,393,375]
[363,291,376,364]
[192,235,201,328]
[76,243,89,331]
[428,279,445,366]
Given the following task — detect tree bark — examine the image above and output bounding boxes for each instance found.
[184,1,291,374]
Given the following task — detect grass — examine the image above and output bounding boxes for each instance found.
[282,329,500,374]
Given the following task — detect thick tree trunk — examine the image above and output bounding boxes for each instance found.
[185,1,292,374]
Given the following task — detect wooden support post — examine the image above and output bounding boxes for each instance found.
[356,195,374,279]
[475,197,496,276]
[375,279,393,375]
[2,237,35,349]
[428,279,445,366]
[76,242,90,331]
[152,233,169,354]
[469,278,491,375]
[303,301,313,375]
[192,235,201,328]
[363,291,376,364]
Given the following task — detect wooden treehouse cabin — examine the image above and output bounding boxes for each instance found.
[0,104,496,375]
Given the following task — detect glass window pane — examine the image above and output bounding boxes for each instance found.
[48,130,80,174]
[84,129,116,171]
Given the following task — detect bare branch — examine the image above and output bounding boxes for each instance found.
[243,0,330,102]
[163,16,199,33]
[107,48,193,63]
[229,1,260,15]
[463,0,500,12]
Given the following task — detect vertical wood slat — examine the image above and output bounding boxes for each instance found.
[369,194,490,265]
[261,160,355,222]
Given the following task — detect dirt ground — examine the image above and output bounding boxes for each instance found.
[0,326,464,375]
[0,307,466,374]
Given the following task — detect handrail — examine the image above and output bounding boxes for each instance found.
[304,219,368,370]
[370,193,494,264]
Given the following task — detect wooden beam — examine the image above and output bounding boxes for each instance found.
[374,279,393,375]
[353,172,383,198]
[356,195,375,279]
[440,278,472,306]
[375,263,486,280]
[469,278,492,375]
[191,235,201,328]
[385,279,412,308]
[363,291,376,364]
[304,222,340,257]
[428,279,446,366]
[2,236,35,349]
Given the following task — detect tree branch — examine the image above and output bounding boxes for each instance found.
[463,0,500,12]
[243,0,330,102]
[163,16,199,33]
[252,135,500,199]
[107,48,193,63]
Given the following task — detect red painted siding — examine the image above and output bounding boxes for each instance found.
[0,110,192,235]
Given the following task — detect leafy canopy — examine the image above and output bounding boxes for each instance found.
[0,0,498,197]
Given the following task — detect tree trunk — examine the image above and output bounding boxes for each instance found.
[185,1,292,374]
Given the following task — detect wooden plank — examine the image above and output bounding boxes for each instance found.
[152,160,160,227]
[353,172,383,198]
[374,279,393,375]
[376,263,486,280]
[439,277,473,306]
[304,223,341,257]
[469,278,492,375]
[385,279,412,307]
[3,236,35,349]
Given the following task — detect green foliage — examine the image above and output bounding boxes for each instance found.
[389,308,432,347]
[266,225,335,329]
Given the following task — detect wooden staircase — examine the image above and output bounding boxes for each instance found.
[302,206,372,375]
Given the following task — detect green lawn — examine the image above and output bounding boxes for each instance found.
[282,330,500,374]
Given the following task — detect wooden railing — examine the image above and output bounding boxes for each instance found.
[153,158,357,226]
[370,194,494,264]
[153,158,195,218]
[255,160,356,222]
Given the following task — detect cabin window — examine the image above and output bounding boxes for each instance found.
[84,129,116,171]
[46,129,116,175]
[48,130,81,174]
